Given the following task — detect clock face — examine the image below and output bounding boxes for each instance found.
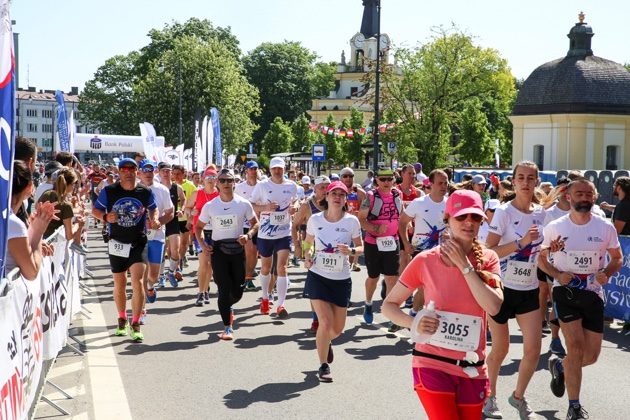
[354,33,365,48]
[379,35,390,50]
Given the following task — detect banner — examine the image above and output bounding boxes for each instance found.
[193,109,201,171]
[68,110,76,154]
[183,148,193,171]
[55,91,69,152]
[604,235,630,322]
[205,115,213,167]
[198,116,208,170]
[0,0,15,279]
[210,108,222,166]
[164,150,181,166]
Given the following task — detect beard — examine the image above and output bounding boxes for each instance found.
[573,201,593,213]
[613,190,619,197]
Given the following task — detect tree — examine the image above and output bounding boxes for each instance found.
[309,62,337,97]
[290,114,315,153]
[323,114,340,167]
[243,41,317,146]
[79,53,140,135]
[262,117,294,157]
[343,108,366,167]
[457,99,493,165]
[134,36,259,152]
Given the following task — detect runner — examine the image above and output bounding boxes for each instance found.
[159,162,187,284]
[234,160,260,290]
[185,167,219,305]
[195,169,259,340]
[538,177,622,420]
[92,158,159,342]
[382,189,503,419]
[398,169,449,317]
[250,157,298,318]
[483,160,545,419]
[303,181,363,382]
[293,175,331,333]
[172,164,197,266]
[138,160,174,317]
[301,176,314,198]
[358,168,402,330]
[339,167,366,272]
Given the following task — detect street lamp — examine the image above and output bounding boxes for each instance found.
[372,0,382,172]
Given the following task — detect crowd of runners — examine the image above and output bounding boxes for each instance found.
[6,136,628,420]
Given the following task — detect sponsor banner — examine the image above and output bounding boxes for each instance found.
[55,91,70,152]
[75,133,164,153]
[604,235,630,322]
[183,149,193,171]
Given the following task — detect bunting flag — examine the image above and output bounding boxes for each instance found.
[358,128,366,135]
[55,90,70,152]
[346,129,354,138]
[0,0,15,278]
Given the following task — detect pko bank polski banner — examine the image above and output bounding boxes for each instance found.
[603,236,630,322]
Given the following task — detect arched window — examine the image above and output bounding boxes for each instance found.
[533,145,544,171]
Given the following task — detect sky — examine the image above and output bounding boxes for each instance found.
[10,0,630,92]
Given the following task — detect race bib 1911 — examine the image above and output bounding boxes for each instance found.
[108,239,131,258]
[214,214,237,231]
[315,252,344,272]
[428,310,481,352]
[376,236,397,252]
[567,250,600,275]
[505,260,537,287]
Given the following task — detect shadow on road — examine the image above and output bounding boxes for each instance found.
[223,372,319,409]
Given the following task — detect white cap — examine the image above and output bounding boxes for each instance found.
[301,176,311,184]
[340,167,354,176]
[485,199,501,211]
[314,175,331,185]
[270,157,285,169]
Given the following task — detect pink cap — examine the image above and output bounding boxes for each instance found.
[445,190,486,219]
[326,181,349,194]
[422,178,432,187]
[204,168,218,177]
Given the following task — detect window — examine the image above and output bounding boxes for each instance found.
[533,145,544,171]
[42,124,53,133]
[27,123,38,133]
[606,145,618,170]
[350,87,358,97]
[42,109,53,119]
[26,108,37,117]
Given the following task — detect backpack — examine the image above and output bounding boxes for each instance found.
[367,188,403,221]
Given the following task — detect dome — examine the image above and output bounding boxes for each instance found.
[513,14,630,116]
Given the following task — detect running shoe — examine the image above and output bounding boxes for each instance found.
[139,310,147,325]
[115,318,129,336]
[220,326,234,341]
[363,304,374,325]
[260,299,270,315]
[318,363,332,382]
[157,275,166,288]
[195,293,204,307]
[309,320,319,334]
[174,269,183,282]
[542,321,551,334]
[351,263,361,272]
[146,287,157,304]
[70,242,89,255]
[327,342,334,364]
[482,396,503,419]
[566,404,589,420]
[549,338,566,356]
[168,272,178,288]
[204,291,210,304]
[244,280,256,291]
[130,323,144,342]
[507,393,536,420]
[404,296,413,309]
[548,356,565,397]
[388,322,402,333]
[276,306,289,319]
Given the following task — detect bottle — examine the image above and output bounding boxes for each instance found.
[410,300,437,343]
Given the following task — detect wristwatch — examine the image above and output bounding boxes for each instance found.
[351,248,356,256]
[461,265,475,275]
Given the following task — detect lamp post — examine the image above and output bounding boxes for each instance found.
[372,0,381,172]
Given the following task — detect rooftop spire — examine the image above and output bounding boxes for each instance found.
[567,11,594,58]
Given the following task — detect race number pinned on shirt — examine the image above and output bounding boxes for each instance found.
[214,214,237,231]
[108,240,131,258]
[428,311,481,352]
[376,236,397,252]
[269,211,288,226]
[315,252,344,272]
[505,261,537,287]
[567,250,600,274]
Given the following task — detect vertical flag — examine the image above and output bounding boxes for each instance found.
[55,90,70,151]
[68,109,76,154]
[205,115,213,167]
[193,109,201,171]
[494,138,500,168]
[199,115,208,170]
[210,108,222,166]
[0,0,15,278]
[183,148,193,171]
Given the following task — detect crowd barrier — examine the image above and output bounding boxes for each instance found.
[0,227,86,420]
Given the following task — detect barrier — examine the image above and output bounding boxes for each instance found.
[0,227,84,420]
[603,235,630,322]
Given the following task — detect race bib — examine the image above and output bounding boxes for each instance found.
[214,214,237,231]
[147,229,157,240]
[428,311,481,352]
[315,252,345,272]
[269,211,288,226]
[567,250,600,275]
[108,240,131,258]
[505,261,537,287]
[376,236,397,252]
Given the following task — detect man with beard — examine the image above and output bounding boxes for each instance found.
[601,176,630,235]
[539,177,622,420]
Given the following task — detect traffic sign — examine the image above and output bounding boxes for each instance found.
[312,144,326,162]
[387,142,397,154]
[246,154,257,159]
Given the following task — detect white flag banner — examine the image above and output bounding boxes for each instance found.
[205,115,213,167]
[139,123,155,161]
[164,150,181,166]
[68,110,76,154]
[183,148,193,171]
[198,116,208,170]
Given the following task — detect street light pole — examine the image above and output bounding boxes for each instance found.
[372,0,381,172]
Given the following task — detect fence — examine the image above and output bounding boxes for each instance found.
[0,227,87,420]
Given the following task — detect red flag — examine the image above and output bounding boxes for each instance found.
[358,128,366,135]
[321,126,328,134]
[347,129,354,138]
[379,124,386,133]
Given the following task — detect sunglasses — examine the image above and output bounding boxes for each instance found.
[218,178,234,184]
[205,176,217,181]
[342,174,354,178]
[454,213,484,223]
[378,177,393,182]
[119,166,136,172]
[140,167,155,173]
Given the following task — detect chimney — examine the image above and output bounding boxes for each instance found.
[70,86,79,95]
[28,86,35,92]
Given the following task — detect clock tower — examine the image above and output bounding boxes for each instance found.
[309,1,392,124]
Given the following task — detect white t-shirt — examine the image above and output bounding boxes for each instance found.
[542,214,619,296]
[235,180,258,228]
[146,182,173,243]
[250,178,298,240]
[306,212,362,280]
[487,202,545,290]
[544,203,606,226]
[6,212,28,274]
[34,182,53,203]
[198,194,255,241]
[402,195,447,252]
[478,222,490,244]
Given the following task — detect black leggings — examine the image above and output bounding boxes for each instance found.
[211,247,246,326]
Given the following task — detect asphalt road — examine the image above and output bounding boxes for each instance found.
[34,228,630,420]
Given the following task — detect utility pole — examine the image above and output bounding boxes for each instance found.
[372,0,381,172]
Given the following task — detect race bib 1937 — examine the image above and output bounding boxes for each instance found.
[269,211,288,226]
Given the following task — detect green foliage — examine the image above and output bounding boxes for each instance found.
[322,114,340,167]
[262,117,294,157]
[310,62,337,97]
[457,98,493,165]
[290,114,315,153]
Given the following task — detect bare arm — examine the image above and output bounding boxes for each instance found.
[398,212,414,254]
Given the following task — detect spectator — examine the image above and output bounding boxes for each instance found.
[414,162,427,183]
[34,161,63,202]
[361,170,374,191]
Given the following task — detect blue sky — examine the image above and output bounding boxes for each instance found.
[11,0,630,91]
